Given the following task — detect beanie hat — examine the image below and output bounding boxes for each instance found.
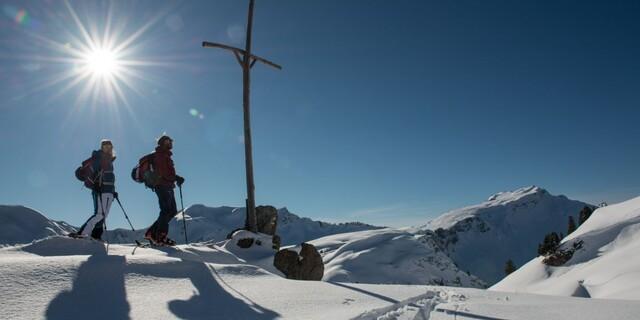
[157,135,172,146]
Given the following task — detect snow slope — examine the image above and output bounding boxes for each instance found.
[2,236,640,320]
[422,186,592,284]
[111,205,381,246]
[492,195,640,300]
[308,228,486,288]
[0,205,75,246]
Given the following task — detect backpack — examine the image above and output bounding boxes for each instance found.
[75,156,98,189]
[131,152,159,189]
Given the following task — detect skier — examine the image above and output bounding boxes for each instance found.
[144,135,185,246]
[69,139,117,240]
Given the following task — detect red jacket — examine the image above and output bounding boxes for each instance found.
[154,147,176,187]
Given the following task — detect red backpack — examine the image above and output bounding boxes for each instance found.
[131,152,159,189]
[75,156,98,189]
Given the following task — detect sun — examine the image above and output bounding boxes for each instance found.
[13,1,183,112]
[20,1,175,109]
[84,48,119,76]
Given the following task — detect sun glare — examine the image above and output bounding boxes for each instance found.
[19,1,175,110]
[84,48,119,76]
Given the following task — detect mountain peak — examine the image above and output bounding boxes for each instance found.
[486,185,547,202]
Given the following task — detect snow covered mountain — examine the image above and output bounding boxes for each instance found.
[308,228,486,287]
[108,205,381,246]
[0,204,380,247]
[421,186,592,284]
[0,205,75,246]
[492,194,640,300]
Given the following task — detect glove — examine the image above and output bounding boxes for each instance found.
[113,192,119,199]
[176,175,185,187]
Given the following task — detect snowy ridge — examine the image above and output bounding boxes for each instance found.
[112,204,382,246]
[0,205,75,246]
[426,186,566,230]
[492,195,640,300]
[309,228,486,287]
[420,186,592,284]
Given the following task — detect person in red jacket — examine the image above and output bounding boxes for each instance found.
[145,135,185,245]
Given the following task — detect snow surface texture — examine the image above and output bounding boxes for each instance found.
[0,205,75,246]
[308,228,486,288]
[421,186,591,284]
[3,236,640,320]
[492,195,640,300]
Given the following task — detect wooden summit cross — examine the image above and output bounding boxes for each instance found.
[202,0,282,233]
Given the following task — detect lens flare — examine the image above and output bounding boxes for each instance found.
[15,9,28,25]
[189,108,205,119]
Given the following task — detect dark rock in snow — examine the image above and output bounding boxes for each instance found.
[274,243,324,281]
[272,234,281,251]
[542,240,584,266]
[255,205,278,236]
[274,249,299,278]
[236,238,255,248]
[299,243,324,280]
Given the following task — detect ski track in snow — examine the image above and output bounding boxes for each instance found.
[351,291,442,320]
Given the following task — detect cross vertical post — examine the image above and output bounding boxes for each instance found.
[202,0,282,233]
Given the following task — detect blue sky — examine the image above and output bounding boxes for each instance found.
[0,0,639,229]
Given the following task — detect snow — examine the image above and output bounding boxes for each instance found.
[420,186,591,284]
[492,195,640,300]
[72,205,380,246]
[4,189,640,318]
[0,205,75,246]
[307,228,485,287]
[3,236,640,319]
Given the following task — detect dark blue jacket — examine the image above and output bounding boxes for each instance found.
[91,150,116,193]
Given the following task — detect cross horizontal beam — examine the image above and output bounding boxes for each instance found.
[202,41,282,70]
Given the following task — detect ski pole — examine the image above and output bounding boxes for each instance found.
[179,185,188,245]
[115,196,136,232]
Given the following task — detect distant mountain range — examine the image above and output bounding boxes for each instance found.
[0,204,381,247]
[0,186,600,287]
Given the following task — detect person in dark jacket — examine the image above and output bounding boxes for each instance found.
[70,139,117,240]
[145,135,185,245]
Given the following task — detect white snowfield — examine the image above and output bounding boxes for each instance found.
[421,186,591,284]
[492,195,640,301]
[308,228,486,288]
[3,236,640,320]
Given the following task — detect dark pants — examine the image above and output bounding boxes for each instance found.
[146,185,178,240]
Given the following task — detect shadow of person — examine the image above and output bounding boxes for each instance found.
[45,247,130,320]
[127,255,280,320]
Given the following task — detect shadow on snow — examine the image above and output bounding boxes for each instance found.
[42,244,280,320]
